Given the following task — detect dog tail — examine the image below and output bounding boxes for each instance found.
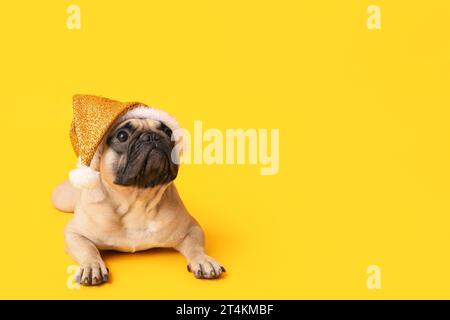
[51,180,80,213]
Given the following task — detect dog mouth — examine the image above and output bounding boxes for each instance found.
[114,144,178,188]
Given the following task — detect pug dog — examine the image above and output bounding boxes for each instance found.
[52,116,225,285]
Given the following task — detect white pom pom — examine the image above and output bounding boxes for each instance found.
[69,166,100,189]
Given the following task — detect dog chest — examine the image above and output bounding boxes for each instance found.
[96,217,180,252]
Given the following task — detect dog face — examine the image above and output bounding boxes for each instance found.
[100,118,178,189]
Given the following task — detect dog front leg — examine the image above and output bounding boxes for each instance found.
[65,230,109,286]
[175,225,226,279]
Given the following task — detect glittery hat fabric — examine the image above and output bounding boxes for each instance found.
[70,95,141,167]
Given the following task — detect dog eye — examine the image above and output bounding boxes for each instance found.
[116,130,129,142]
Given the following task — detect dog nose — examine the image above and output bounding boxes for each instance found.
[140,132,160,142]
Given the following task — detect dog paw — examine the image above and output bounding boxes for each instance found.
[187,255,226,279]
[75,261,109,286]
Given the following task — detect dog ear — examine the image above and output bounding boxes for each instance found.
[159,121,173,138]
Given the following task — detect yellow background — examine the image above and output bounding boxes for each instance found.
[0,0,449,299]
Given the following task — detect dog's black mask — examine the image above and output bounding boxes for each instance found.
[106,119,179,188]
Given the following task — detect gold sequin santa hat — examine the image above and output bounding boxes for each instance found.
[69,94,180,189]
